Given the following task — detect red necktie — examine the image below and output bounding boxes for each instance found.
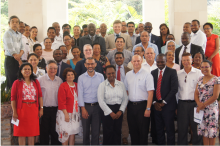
[156,70,163,100]
[117,66,121,81]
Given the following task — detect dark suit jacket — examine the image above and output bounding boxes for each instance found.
[135,33,161,52]
[74,59,104,82]
[175,43,204,64]
[56,61,72,82]
[79,35,106,58]
[151,67,178,111]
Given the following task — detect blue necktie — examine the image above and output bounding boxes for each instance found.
[116,34,119,38]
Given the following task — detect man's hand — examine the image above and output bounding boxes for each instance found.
[154,102,162,111]
[13,54,20,61]
[160,103,165,107]
[81,107,89,119]
[144,109,151,117]
[110,112,117,120]
[39,108,43,118]
[115,111,122,119]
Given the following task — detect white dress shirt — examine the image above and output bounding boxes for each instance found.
[125,68,154,102]
[97,79,128,115]
[176,67,203,101]
[191,29,207,52]
[41,40,64,50]
[141,61,158,73]
[21,35,30,60]
[28,38,39,53]
[55,34,63,44]
[178,43,191,65]
[127,59,146,70]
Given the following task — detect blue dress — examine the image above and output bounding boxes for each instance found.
[69,59,76,70]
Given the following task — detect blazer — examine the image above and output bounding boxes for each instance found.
[105,33,133,53]
[175,43,204,64]
[74,59,104,82]
[135,33,161,53]
[114,65,131,75]
[57,61,72,82]
[58,82,78,113]
[79,35,106,58]
[11,79,42,109]
[151,67,178,110]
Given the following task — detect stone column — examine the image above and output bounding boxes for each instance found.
[168,0,207,44]
[8,0,68,42]
[142,0,165,36]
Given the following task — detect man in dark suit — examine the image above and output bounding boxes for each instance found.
[135,22,161,52]
[75,44,104,82]
[53,49,71,82]
[151,54,178,145]
[175,32,204,68]
[113,51,131,145]
[79,23,106,58]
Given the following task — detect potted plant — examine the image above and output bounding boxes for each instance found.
[1,80,12,119]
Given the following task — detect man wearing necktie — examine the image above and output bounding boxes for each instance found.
[114,51,131,145]
[105,20,133,53]
[53,49,71,82]
[79,23,106,58]
[151,54,178,145]
[175,32,204,69]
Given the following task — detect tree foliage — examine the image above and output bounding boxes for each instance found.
[68,0,142,35]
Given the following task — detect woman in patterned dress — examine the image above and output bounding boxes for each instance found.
[194,60,220,145]
[11,63,43,145]
[56,68,81,145]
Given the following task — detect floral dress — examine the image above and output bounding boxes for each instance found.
[197,76,219,138]
[56,85,82,143]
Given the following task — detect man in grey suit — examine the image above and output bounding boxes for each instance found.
[106,20,133,53]
[79,23,106,58]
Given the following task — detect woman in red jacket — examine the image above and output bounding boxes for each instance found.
[56,68,81,145]
[11,62,43,145]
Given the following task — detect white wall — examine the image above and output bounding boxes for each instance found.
[168,0,207,44]
[8,0,68,42]
[142,0,165,36]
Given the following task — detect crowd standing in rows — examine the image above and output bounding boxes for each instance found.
[3,15,220,145]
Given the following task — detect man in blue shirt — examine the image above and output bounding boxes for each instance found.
[3,15,24,89]
[78,57,104,145]
[132,31,159,60]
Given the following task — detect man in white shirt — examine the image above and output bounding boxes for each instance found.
[176,52,203,145]
[127,46,145,69]
[52,22,63,43]
[190,20,207,52]
[41,27,64,50]
[142,48,157,73]
[20,24,30,61]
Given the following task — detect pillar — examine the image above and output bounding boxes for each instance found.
[8,0,68,42]
[168,0,207,44]
[142,0,165,36]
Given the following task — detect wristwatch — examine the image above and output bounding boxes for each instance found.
[146,108,151,111]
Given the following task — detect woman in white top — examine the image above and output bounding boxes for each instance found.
[28,26,40,53]
[41,38,54,63]
[63,34,74,60]
[165,50,180,71]
[21,24,30,61]
[28,53,45,79]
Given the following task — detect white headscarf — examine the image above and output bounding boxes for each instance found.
[164,40,176,54]
[165,40,176,63]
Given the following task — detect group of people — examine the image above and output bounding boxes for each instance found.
[4,15,220,145]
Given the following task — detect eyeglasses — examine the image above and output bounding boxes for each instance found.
[64,39,71,42]
[86,63,95,66]
[133,50,142,53]
[49,67,58,70]
[167,45,175,47]
[184,75,187,83]
[63,28,70,30]
[204,28,211,31]
[201,66,210,69]
[144,26,152,28]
